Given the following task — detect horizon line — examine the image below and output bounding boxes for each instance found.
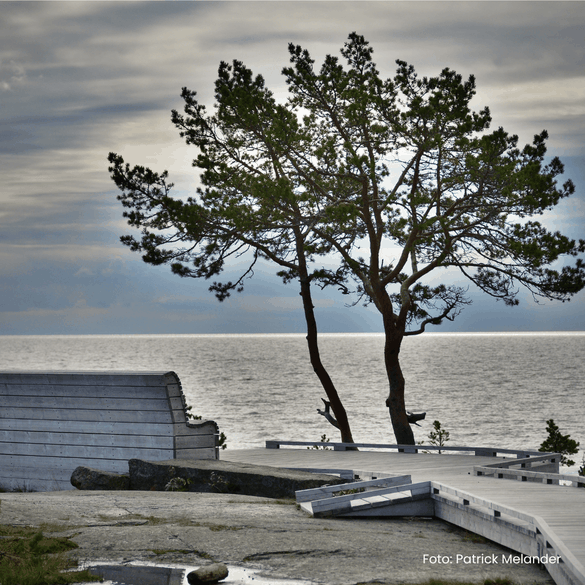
[1,331,584,338]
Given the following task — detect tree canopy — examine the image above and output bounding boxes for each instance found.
[108,33,584,445]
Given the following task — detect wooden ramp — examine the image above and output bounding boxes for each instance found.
[222,447,585,585]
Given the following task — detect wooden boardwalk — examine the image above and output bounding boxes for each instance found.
[222,447,585,585]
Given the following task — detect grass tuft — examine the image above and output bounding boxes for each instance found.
[0,526,100,585]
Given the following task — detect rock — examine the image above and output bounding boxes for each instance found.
[128,458,346,498]
[71,466,130,491]
[187,563,229,584]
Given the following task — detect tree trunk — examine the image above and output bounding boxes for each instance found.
[383,321,415,445]
[298,275,356,444]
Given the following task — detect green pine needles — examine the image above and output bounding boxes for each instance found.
[538,418,580,467]
[108,32,585,447]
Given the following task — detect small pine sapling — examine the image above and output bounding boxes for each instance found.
[427,420,451,454]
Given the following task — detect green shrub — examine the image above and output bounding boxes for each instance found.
[308,434,332,450]
[426,420,451,453]
[538,419,579,466]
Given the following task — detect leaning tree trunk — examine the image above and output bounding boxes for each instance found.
[383,318,415,445]
[293,226,355,445]
[298,275,355,444]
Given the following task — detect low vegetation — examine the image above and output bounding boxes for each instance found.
[0,483,37,493]
[0,525,100,585]
[427,420,451,451]
[418,420,451,453]
[332,487,366,497]
[185,407,228,450]
[538,418,580,467]
[307,434,333,450]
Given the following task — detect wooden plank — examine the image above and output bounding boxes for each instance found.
[286,468,355,480]
[266,440,542,457]
[430,481,537,524]
[0,407,173,423]
[175,448,219,460]
[0,453,132,472]
[311,490,413,516]
[0,383,168,400]
[176,421,218,436]
[168,396,187,412]
[0,418,215,437]
[0,459,129,480]
[352,470,398,480]
[165,383,184,399]
[0,372,170,386]
[296,474,412,503]
[175,434,217,450]
[364,494,394,508]
[532,518,585,585]
[0,441,175,461]
[0,395,171,411]
[347,498,371,512]
[0,430,175,449]
[475,466,585,486]
[0,478,74,492]
[309,481,431,515]
[0,418,175,436]
[476,453,561,468]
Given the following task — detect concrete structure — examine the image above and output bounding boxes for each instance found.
[0,371,219,491]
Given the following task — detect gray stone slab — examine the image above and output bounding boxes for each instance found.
[128,458,347,498]
[71,466,130,491]
[0,490,555,585]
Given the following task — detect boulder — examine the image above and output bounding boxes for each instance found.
[187,563,229,584]
[128,458,346,498]
[71,466,130,491]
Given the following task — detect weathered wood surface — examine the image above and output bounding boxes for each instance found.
[222,447,585,585]
[0,371,219,491]
[303,481,432,516]
[295,473,412,503]
[266,439,545,458]
[475,465,585,487]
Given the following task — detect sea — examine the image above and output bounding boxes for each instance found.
[1,332,583,469]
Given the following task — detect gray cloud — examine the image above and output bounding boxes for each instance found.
[1,1,584,334]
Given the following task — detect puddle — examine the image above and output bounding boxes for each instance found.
[84,564,183,585]
[77,561,315,585]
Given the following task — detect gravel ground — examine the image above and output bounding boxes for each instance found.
[0,490,554,585]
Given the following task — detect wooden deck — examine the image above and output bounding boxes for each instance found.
[222,447,585,585]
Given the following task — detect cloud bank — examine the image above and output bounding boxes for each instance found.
[1,1,584,334]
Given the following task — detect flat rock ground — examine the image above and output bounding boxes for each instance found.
[0,491,554,585]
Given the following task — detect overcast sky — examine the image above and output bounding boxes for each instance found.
[1,1,584,335]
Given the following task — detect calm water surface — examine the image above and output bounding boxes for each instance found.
[1,333,583,461]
